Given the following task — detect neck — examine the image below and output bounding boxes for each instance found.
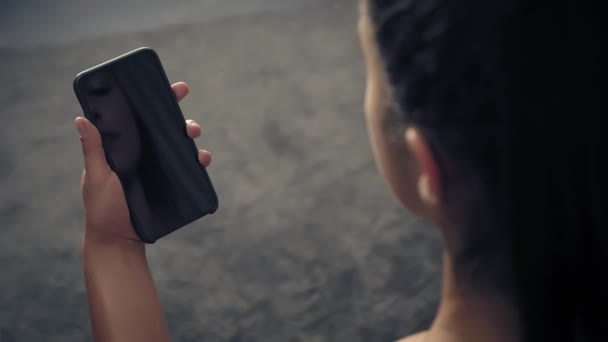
[428,252,522,342]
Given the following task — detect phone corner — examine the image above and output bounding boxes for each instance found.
[209,196,220,214]
[129,215,156,244]
[137,47,160,59]
[134,227,157,244]
[72,73,83,95]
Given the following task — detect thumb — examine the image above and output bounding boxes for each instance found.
[75,117,110,178]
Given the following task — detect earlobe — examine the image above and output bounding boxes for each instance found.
[405,128,441,208]
[418,173,438,206]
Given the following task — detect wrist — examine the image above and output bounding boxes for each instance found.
[82,233,147,275]
[82,227,145,254]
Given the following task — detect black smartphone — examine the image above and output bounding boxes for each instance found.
[73,47,218,243]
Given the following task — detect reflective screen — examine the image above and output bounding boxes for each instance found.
[76,49,218,243]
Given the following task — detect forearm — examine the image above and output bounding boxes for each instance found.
[82,231,170,342]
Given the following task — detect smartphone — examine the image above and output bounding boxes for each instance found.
[73,47,218,243]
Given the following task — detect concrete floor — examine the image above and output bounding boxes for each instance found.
[0,1,442,341]
[0,0,321,47]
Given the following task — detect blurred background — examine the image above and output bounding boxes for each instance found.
[0,0,441,341]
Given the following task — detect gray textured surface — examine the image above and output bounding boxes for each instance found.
[0,0,323,47]
[0,1,442,341]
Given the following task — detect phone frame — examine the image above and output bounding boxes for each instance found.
[73,47,218,243]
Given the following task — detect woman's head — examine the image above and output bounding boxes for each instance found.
[359,0,514,265]
[359,0,605,340]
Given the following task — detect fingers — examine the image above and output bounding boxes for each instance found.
[198,149,211,167]
[174,82,200,139]
[173,82,198,138]
[172,82,190,102]
[186,120,210,166]
[186,119,201,139]
[75,117,110,179]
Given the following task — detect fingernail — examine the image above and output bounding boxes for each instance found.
[75,117,87,137]
[187,119,195,125]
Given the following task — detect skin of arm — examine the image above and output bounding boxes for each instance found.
[82,231,170,342]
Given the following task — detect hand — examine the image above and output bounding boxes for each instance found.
[75,82,211,243]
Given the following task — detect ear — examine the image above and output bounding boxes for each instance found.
[405,128,441,208]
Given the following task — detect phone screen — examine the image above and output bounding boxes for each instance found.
[74,48,218,243]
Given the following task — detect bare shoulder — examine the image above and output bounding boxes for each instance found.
[396,331,428,342]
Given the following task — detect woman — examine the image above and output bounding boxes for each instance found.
[74,0,604,341]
